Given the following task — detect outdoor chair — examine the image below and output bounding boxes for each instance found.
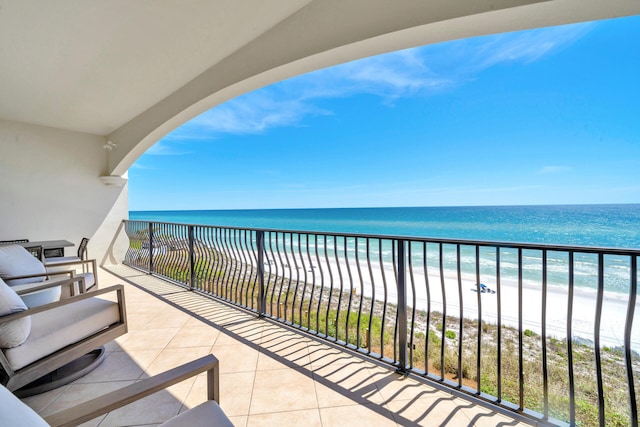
[0,354,232,427]
[45,237,89,264]
[43,238,97,296]
[0,276,127,394]
[0,244,97,306]
[0,244,63,307]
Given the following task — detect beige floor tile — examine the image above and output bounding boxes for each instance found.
[183,371,255,417]
[307,342,365,369]
[229,415,249,427]
[313,361,388,407]
[144,310,191,329]
[75,351,147,383]
[211,343,260,374]
[37,380,135,418]
[144,346,214,377]
[21,384,70,413]
[320,403,398,427]
[374,372,443,403]
[386,395,477,426]
[97,389,184,426]
[118,327,180,351]
[247,408,322,427]
[249,368,318,415]
[257,336,311,371]
[167,325,220,348]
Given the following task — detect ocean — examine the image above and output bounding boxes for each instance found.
[129,204,640,347]
[130,204,640,249]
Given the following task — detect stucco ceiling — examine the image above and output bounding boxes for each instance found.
[1,0,639,147]
[0,0,311,134]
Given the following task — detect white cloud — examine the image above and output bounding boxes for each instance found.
[144,140,192,156]
[164,21,594,140]
[538,166,572,175]
[471,23,593,69]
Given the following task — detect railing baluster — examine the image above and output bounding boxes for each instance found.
[256,230,265,316]
[397,239,407,373]
[594,253,605,426]
[345,237,354,347]
[456,245,463,389]
[625,255,638,427]
[439,243,446,380]
[335,236,345,343]
[423,242,431,375]
[148,222,154,274]
[567,251,576,425]
[408,242,416,370]
[475,245,482,395]
[366,239,378,358]
[496,247,502,402]
[324,235,334,338]
[541,249,549,420]
[518,248,524,410]
[186,225,193,289]
[355,238,364,349]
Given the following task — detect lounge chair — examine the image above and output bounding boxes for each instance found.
[44,238,98,297]
[0,354,232,427]
[0,276,126,394]
[0,244,97,306]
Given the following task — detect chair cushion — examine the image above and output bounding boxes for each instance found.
[4,297,120,370]
[0,245,46,285]
[160,401,234,427]
[0,278,31,348]
[0,245,61,307]
[43,256,81,265]
[0,385,49,427]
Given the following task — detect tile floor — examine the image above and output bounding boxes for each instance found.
[22,265,528,426]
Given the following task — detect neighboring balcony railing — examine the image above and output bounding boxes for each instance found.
[122,219,639,427]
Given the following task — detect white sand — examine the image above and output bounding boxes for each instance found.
[254,248,639,351]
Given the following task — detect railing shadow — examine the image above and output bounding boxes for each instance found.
[103,264,529,426]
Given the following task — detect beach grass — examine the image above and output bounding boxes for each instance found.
[129,246,639,427]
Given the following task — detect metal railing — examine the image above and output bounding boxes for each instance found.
[122,219,639,426]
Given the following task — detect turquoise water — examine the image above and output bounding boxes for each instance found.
[129,205,640,294]
[130,204,640,248]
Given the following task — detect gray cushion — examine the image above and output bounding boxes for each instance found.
[0,244,46,285]
[0,277,31,348]
[44,256,81,265]
[0,244,61,307]
[160,401,234,427]
[4,297,120,370]
[0,384,49,427]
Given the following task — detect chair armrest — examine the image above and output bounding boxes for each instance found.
[44,259,96,269]
[44,354,220,427]
[11,275,83,295]
[2,270,74,281]
[0,284,124,324]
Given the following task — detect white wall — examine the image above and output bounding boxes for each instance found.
[0,119,128,263]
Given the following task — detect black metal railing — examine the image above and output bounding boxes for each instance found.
[122,219,639,427]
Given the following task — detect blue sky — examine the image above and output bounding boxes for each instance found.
[130,15,640,211]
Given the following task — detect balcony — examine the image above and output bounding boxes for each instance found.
[22,265,524,426]
[15,218,637,427]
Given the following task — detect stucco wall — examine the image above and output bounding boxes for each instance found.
[0,119,128,264]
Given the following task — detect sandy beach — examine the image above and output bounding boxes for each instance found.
[257,249,639,351]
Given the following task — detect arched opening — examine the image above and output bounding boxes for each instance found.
[129,16,639,214]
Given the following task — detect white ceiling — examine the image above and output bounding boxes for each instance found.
[0,0,311,134]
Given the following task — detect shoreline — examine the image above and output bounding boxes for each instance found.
[259,251,639,351]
